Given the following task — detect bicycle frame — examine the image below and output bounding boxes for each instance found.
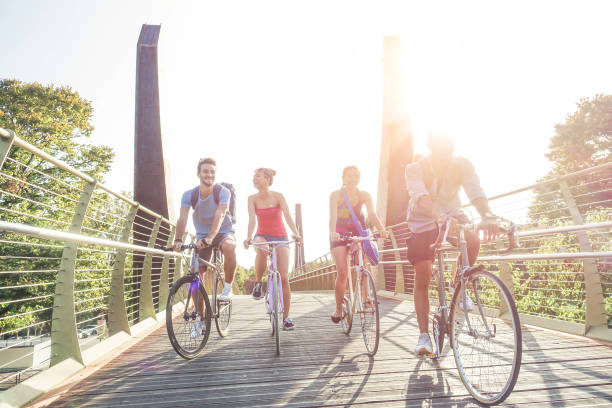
[176,244,227,319]
[346,240,367,317]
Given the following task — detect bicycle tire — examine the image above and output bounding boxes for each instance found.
[358,269,380,356]
[214,272,231,337]
[449,269,522,405]
[432,313,444,357]
[166,275,212,360]
[341,295,352,335]
[272,273,281,356]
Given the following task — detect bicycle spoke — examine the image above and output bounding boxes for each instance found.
[166,276,212,359]
[358,270,380,356]
[450,270,522,404]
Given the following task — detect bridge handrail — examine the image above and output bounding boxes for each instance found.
[0,127,192,398]
[0,128,170,225]
[290,161,611,344]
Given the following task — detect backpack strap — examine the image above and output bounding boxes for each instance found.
[213,184,221,205]
[190,186,199,209]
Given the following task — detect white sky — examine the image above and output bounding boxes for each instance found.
[2,1,611,266]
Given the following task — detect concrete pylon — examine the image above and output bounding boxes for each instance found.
[134,24,173,220]
[377,36,413,227]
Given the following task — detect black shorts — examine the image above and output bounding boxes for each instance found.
[405,226,439,265]
[198,232,235,265]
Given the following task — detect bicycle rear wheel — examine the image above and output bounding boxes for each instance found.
[358,269,380,356]
[166,275,212,359]
[449,268,522,405]
[214,272,231,337]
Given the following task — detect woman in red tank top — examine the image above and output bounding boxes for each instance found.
[244,168,301,330]
[329,166,388,323]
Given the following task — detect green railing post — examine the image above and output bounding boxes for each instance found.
[50,180,96,366]
[497,240,514,318]
[158,226,175,311]
[139,217,161,320]
[0,128,16,169]
[558,180,607,332]
[108,203,139,336]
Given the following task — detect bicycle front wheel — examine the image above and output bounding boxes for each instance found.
[449,268,522,405]
[214,273,232,337]
[272,274,281,356]
[357,269,380,356]
[166,275,212,360]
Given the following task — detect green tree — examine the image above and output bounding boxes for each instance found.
[528,94,612,226]
[0,79,115,338]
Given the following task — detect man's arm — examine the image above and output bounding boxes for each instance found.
[173,206,190,251]
[205,203,228,242]
[458,157,493,219]
[405,162,436,219]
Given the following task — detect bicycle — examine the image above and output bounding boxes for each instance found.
[427,216,522,405]
[337,232,383,357]
[164,243,232,359]
[247,239,298,356]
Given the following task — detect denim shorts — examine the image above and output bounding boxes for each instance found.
[253,234,289,248]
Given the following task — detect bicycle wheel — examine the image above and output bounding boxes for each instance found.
[272,273,281,355]
[214,272,231,337]
[340,295,352,335]
[432,312,445,357]
[449,268,522,405]
[166,275,212,359]
[358,269,380,356]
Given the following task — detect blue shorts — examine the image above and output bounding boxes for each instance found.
[253,234,289,248]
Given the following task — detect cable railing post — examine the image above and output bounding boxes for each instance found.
[497,240,514,318]
[389,229,404,295]
[0,128,16,169]
[158,225,175,311]
[558,180,607,332]
[50,180,96,366]
[139,217,161,320]
[108,203,139,336]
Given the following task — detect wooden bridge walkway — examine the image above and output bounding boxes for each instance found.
[40,293,612,407]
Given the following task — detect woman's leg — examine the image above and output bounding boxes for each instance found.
[276,245,291,319]
[253,236,268,283]
[331,245,349,318]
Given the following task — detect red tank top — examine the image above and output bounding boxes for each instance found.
[255,206,287,236]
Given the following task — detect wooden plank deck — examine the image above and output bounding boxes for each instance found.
[43,293,612,407]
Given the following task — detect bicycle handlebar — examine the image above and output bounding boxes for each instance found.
[163,243,198,251]
[431,216,519,254]
[337,232,386,243]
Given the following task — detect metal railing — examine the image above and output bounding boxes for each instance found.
[289,161,612,341]
[0,128,191,391]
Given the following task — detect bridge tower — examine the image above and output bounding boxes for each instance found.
[377,36,413,228]
[134,24,173,219]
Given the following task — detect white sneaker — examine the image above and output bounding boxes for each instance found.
[415,332,433,355]
[219,283,233,301]
[190,316,203,339]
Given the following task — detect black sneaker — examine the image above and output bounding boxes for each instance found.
[283,317,295,331]
[252,282,262,299]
